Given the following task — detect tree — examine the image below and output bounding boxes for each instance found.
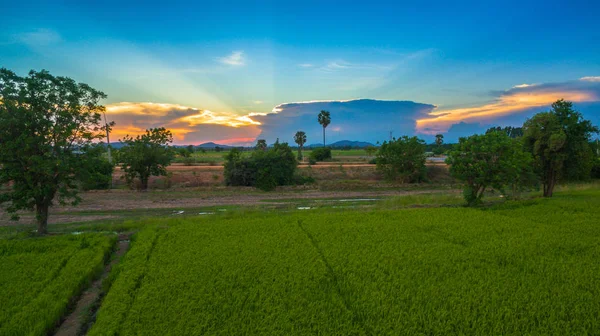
[433,134,445,155]
[0,68,108,234]
[119,128,174,190]
[551,99,599,181]
[523,100,598,197]
[294,131,307,160]
[255,139,267,151]
[446,131,533,205]
[318,110,331,146]
[224,142,298,191]
[376,136,427,183]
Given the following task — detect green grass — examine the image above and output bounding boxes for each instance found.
[90,189,600,335]
[0,233,115,335]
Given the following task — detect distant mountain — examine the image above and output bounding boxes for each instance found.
[307,140,375,148]
[197,142,235,149]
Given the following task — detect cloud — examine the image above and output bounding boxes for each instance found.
[417,77,600,134]
[217,51,245,66]
[13,28,61,46]
[252,99,436,145]
[105,102,260,145]
[253,100,263,104]
[581,76,600,82]
[297,63,314,68]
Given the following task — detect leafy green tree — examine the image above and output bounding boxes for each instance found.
[550,100,599,181]
[255,139,267,151]
[523,100,598,197]
[377,136,427,183]
[224,142,297,191]
[0,68,107,234]
[76,144,114,191]
[294,131,307,160]
[318,110,331,146]
[446,131,533,205]
[119,128,174,190]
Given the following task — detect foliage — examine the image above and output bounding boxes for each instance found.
[255,139,267,151]
[446,131,534,205]
[317,110,331,146]
[224,142,298,191]
[309,147,332,162]
[364,146,377,156]
[76,144,114,190]
[523,100,598,197]
[294,131,307,160]
[0,68,107,234]
[119,128,174,190]
[434,133,444,146]
[0,234,114,335]
[486,126,524,138]
[592,157,600,179]
[376,136,427,183]
[90,190,600,335]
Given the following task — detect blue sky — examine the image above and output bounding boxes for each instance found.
[1,0,599,144]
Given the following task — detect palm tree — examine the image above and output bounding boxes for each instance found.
[435,134,444,146]
[317,110,331,147]
[294,131,307,160]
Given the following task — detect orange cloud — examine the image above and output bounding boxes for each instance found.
[104,102,262,145]
[417,87,599,134]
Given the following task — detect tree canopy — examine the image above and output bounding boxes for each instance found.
[446,131,533,205]
[523,100,598,197]
[0,68,108,233]
[119,128,174,190]
[376,136,427,183]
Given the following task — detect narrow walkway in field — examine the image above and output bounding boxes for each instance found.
[295,220,369,333]
[53,233,132,336]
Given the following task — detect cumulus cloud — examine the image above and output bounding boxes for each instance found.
[217,51,245,66]
[417,77,600,134]
[252,99,436,145]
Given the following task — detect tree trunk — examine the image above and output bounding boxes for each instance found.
[141,178,149,191]
[35,203,49,235]
[323,127,326,147]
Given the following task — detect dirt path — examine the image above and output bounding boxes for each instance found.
[0,188,458,226]
[54,233,132,336]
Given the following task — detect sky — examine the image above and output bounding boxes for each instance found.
[1,0,599,144]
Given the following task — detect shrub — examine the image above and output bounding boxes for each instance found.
[309,147,332,162]
[376,136,427,183]
[224,142,298,191]
[446,132,534,206]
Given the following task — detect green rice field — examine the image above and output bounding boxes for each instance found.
[0,234,115,335]
[88,189,600,335]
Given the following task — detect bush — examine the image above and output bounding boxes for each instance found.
[309,147,332,162]
[76,145,114,190]
[376,136,427,183]
[447,132,534,206]
[224,142,298,191]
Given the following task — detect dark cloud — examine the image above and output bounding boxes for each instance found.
[253,99,436,145]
